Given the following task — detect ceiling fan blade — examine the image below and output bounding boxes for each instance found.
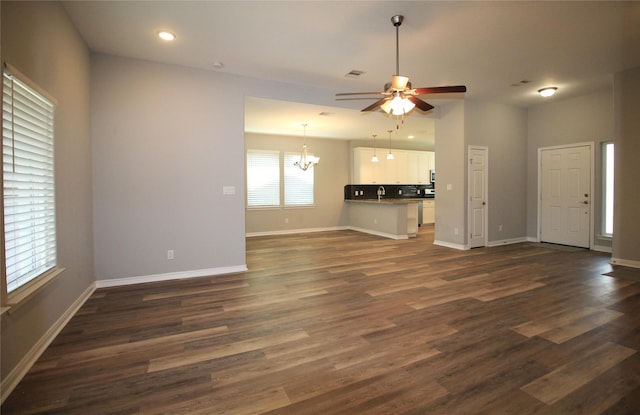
[336,92,384,96]
[413,85,467,95]
[407,96,434,112]
[361,98,389,112]
[336,97,383,101]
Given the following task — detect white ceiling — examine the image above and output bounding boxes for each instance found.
[62,1,640,143]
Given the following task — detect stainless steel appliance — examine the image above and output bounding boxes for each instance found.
[430,169,435,183]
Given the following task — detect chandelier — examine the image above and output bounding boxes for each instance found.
[293,123,319,171]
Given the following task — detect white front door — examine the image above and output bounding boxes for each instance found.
[540,145,591,248]
[468,146,488,248]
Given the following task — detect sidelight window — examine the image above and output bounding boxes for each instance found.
[602,142,614,236]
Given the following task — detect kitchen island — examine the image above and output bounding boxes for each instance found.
[345,198,420,240]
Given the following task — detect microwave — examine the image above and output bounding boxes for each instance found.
[430,169,435,183]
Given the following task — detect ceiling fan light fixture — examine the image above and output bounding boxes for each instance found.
[381,93,415,115]
[538,87,557,97]
[391,75,410,90]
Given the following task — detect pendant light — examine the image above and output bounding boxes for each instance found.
[386,129,394,160]
[293,123,319,171]
[371,134,379,163]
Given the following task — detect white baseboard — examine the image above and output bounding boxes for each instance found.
[592,245,612,253]
[526,236,539,242]
[1,283,96,404]
[487,237,529,247]
[246,226,348,238]
[433,240,469,250]
[610,257,640,268]
[95,265,248,288]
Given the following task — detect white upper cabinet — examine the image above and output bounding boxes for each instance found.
[353,147,434,184]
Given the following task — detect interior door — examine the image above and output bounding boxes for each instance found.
[468,146,487,248]
[540,145,591,248]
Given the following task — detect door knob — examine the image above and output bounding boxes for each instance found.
[482,201,486,205]
[583,201,589,205]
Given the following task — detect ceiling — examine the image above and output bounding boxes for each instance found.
[62,1,640,143]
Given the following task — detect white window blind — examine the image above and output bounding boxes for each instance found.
[284,153,314,206]
[246,150,280,207]
[3,70,57,293]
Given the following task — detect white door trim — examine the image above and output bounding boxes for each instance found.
[468,145,489,249]
[537,142,595,248]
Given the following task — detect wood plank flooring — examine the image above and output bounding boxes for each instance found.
[3,227,640,414]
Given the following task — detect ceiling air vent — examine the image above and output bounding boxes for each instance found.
[345,70,366,79]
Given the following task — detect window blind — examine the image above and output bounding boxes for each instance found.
[246,150,280,207]
[284,153,314,206]
[3,70,57,293]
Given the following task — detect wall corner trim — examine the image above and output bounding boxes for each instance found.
[1,283,96,404]
[94,265,249,289]
[433,240,469,250]
[610,258,640,269]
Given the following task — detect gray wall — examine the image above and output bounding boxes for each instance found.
[527,89,614,248]
[245,133,349,235]
[613,67,640,264]
[434,101,466,246]
[1,1,94,382]
[91,54,343,281]
[465,100,528,243]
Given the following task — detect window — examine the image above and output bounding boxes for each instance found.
[284,153,314,206]
[603,142,614,236]
[3,67,57,295]
[246,150,280,207]
[246,149,316,208]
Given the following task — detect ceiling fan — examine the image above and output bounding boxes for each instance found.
[336,15,466,115]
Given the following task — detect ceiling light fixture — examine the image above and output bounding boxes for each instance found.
[538,87,557,97]
[371,134,379,163]
[293,123,319,171]
[158,31,176,41]
[386,130,394,160]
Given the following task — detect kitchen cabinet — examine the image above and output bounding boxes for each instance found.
[422,199,435,224]
[353,147,434,184]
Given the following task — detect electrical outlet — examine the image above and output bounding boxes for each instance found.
[167,250,174,260]
[454,227,459,235]
[285,218,289,223]
[499,225,503,232]
[374,218,378,224]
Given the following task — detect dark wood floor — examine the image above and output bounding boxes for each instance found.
[3,227,640,414]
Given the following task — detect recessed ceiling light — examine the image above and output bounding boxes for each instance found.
[538,87,558,97]
[212,61,224,69]
[408,135,415,140]
[158,31,176,41]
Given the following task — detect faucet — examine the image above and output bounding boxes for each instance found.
[377,185,386,202]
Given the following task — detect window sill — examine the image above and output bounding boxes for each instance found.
[2,267,65,315]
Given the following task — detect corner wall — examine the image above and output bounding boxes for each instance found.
[1,0,94,392]
[612,67,640,265]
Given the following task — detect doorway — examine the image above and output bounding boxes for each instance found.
[538,143,593,248]
[468,146,488,248]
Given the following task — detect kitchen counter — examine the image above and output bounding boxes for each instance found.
[345,198,423,204]
[346,199,419,240]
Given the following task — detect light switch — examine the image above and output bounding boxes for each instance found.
[223,186,235,195]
